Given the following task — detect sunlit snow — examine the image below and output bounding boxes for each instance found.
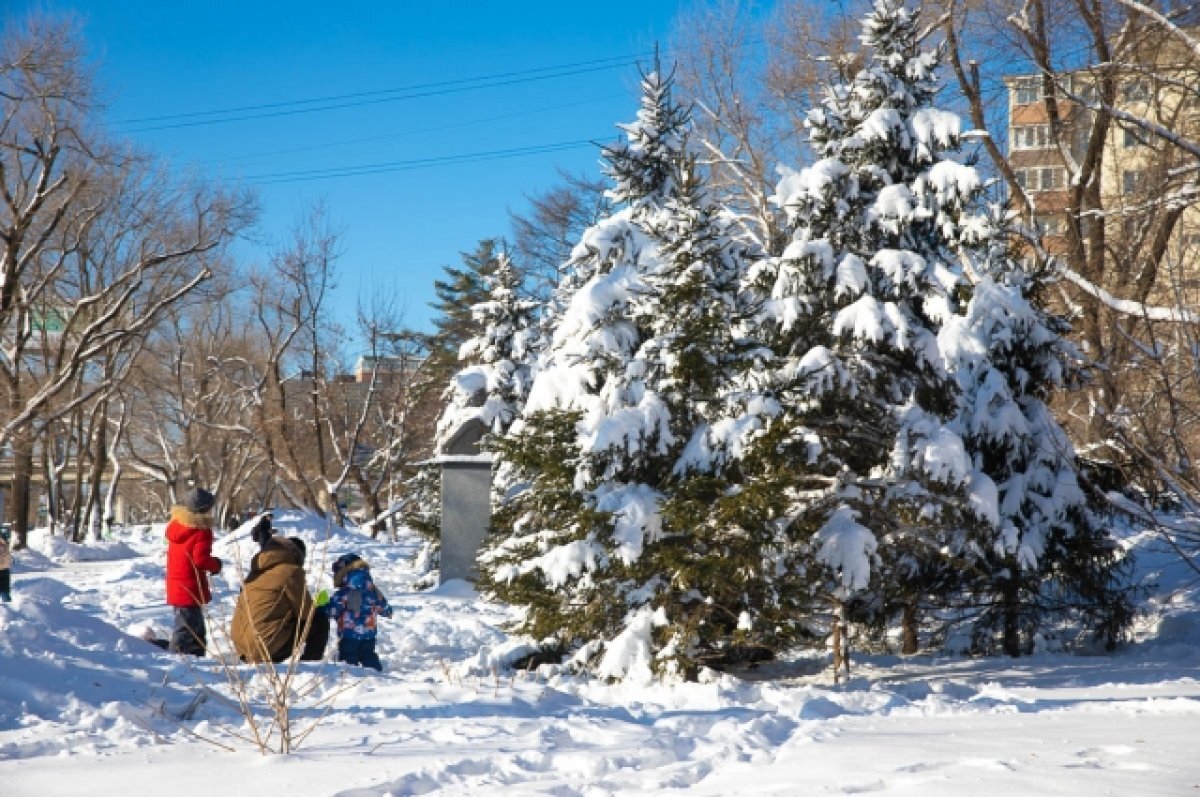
[0,511,1197,794]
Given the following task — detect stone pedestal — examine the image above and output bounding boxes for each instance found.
[438,417,492,584]
[438,455,492,583]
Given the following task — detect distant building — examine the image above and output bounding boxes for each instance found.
[1003,25,1200,302]
[1003,19,1200,475]
[354,355,423,384]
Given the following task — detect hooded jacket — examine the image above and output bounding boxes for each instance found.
[164,505,222,607]
[231,537,316,662]
[325,559,392,640]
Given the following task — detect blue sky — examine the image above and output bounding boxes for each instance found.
[8,1,690,338]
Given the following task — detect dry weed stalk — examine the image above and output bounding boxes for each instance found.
[163,530,355,754]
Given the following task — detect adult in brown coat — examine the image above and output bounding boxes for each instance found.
[231,531,328,663]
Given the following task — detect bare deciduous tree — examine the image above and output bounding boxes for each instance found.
[934,0,1200,569]
[509,169,610,300]
[0,17,252,547]
[245,205,348,519]
[672,0,867,254]
[118,292,267,529]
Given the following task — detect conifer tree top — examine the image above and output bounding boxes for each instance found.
[602,69,690,209]
[807,0,945,173]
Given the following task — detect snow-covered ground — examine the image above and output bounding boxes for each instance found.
[0,510,1196,796]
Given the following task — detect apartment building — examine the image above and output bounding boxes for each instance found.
[1003,25,1200,300]
[1002,20,1200,481]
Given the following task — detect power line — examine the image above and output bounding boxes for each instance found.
[205,93,625,166]
[115,53,654,134]
[243,139,604,185]
[117,52,645,125]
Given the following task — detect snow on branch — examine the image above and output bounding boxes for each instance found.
[1054,262,1200,324]
[1113,0,1200,63]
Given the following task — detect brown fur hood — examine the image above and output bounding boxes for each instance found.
[169,505,213,530]
[334,558,370,588]
[232,536,312,662]
[249,537,303,576]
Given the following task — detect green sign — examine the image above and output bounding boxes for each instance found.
[32,307,67,335]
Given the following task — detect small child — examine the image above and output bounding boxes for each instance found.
[0,525,12,602]
[324,552,392,671]
[164,488,223,655]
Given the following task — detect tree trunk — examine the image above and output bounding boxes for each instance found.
[1002,573,1021,658]
[831,599,850,684]
[901,601,919,655]
[67,421,87,543]
[40,433,58,537]
[102,454,121,537]
[351,465,383,538]
[318,487,338,524]
[84,402,108,541]
[7,427,34,549]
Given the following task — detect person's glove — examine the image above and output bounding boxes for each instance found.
[251,515,273,547]
[315,589,330,607]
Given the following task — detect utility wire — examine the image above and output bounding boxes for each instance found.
[116,54,653,133]
[244,139,604,185]
[117,52,645,125]
[206,93,625,166]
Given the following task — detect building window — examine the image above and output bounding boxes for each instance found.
[1037,216,1065,236]
[1013,124,1052,150]
[1038,166,1064,191]
[1014,79,1042,105]
[1015,167,1066,192]
[1122,170,1145,194]
[1122,127,1148,148]
[1122,79,1150,102]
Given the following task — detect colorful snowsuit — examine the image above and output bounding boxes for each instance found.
[324,559,392,670]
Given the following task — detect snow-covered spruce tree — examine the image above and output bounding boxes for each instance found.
[481,67,769,680]
[939,246,1134,656]
[425,238,505,375]
[434,251,539,457]
[743,0,995,670]
[405,239,506,570]
[422,251,538,583]
[616,118,779,675]
[401,464,441,577]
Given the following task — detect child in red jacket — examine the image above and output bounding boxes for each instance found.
[0,525,11,602]
[164,488,223,655]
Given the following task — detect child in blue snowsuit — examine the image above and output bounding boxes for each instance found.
[323,553,393,671]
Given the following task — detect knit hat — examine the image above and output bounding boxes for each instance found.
[183,487,215,514]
